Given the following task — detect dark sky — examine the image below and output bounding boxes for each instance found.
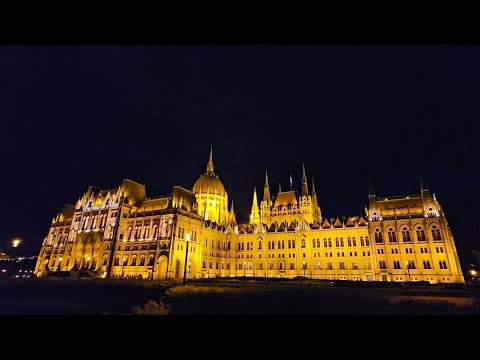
[1,45,479,269]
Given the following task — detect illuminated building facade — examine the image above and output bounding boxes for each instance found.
[35,148,465,284]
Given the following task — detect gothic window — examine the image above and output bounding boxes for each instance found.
[365,262,372,270]
[348,237,352,247]
[336,238,339,247]
[269,262,274,270]
[388,229,397,243]
[352,262,358,270]
[402,228,411,242]
[301,239,305,248]
[339,262,346,270]
[365,236,370,246]
[315,262,321,270]
[423,260,431,269]
[282,240,285,249]
[324,238,328,247]
[406,260,416,269]
[416,228,426,242]
[148,255,155,266]
[258,240,262,250]
[360,236,364,246]
[131,255,137,266]
[288,240,291,249]
[432,226,442,241]
[278,240,281,249]
[327,262,333,270]
[328,238,332,247]
[114,256,120,266]
[374,230,383,243]
[316,239,320,248]
[279,262,285,270]
[439,260,448,269]
[139,255,146,266]
[312,239,316,248]
[289,262,295,270]
[393,260,401,269]
[379,260,387,269]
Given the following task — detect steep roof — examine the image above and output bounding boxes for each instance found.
[274,191,298,207]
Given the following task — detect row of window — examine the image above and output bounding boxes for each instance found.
[379,259,448,270]
[374,228,442,244]
[113,254,155,267]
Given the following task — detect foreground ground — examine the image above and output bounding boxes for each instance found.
[1,278,479,314]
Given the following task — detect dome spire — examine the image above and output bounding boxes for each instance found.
[250,186,260,224]
[301,163,308,196]
[206,144,214,174]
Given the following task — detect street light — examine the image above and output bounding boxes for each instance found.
[303,261,306,278]
[405,260,411,282]
[182,232,190,285]
[58,257,63,271]
[470,269,477,285]
[243,261,246,277]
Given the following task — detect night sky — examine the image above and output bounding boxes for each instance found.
[1,46,479,269]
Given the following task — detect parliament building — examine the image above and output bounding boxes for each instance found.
[34,148,465,283]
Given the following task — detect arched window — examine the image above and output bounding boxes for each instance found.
[416,227,426,242]
[316,239,320,248]
[328,238,332,247]
[131,255,137,266]
[269,262,274,270]
[123,255,128,265]
[114,256,120,266]
[315,262,321,270]
[388,229,397,243]
[148,255,155,266]
[336,238,339,247]
[360,236,364,246]
[347,237,351,246]
[102,256,108,266]
[292,240,296,248]
[278,240,281,249]
[227,241,231,250]
[365,236,370,246]
[258,240,262,250]
[279,261,285,270]
[352,237,356,247]
[432,226,442,241]
[324,238,328,247]
[282,240,285,249]
[312,239,316,248]
[288,240,291,249]
[139,255,146,266]
[402,227,411,242]
[374,230,383,243]
[301,239,305,248]
[340,238,344,247]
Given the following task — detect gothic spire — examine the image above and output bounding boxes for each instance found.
[368,177,375,198]
[228,200,237,226]
[311,177,319,207]
[301,163,308,196]
[263,169,271,202]
[249,186,260,225]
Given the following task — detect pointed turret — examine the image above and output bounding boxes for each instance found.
[289,174,293,190]
[278,182,282,193]
[206,144,214,174]
[263,170,271,202]
[311,177,319,208]
[249,186,260,224]
[301,163,308,196]
[228,201,237,226]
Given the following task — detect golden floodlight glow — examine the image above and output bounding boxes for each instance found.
[471,270,477,276]
[12,239,22,248]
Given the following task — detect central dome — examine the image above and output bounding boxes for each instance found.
[192,172,226,197]
[192,146,227,197]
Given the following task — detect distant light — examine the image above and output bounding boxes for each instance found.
[406,196,410,199]
[12,239,22,248]
[471,270,477,276]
